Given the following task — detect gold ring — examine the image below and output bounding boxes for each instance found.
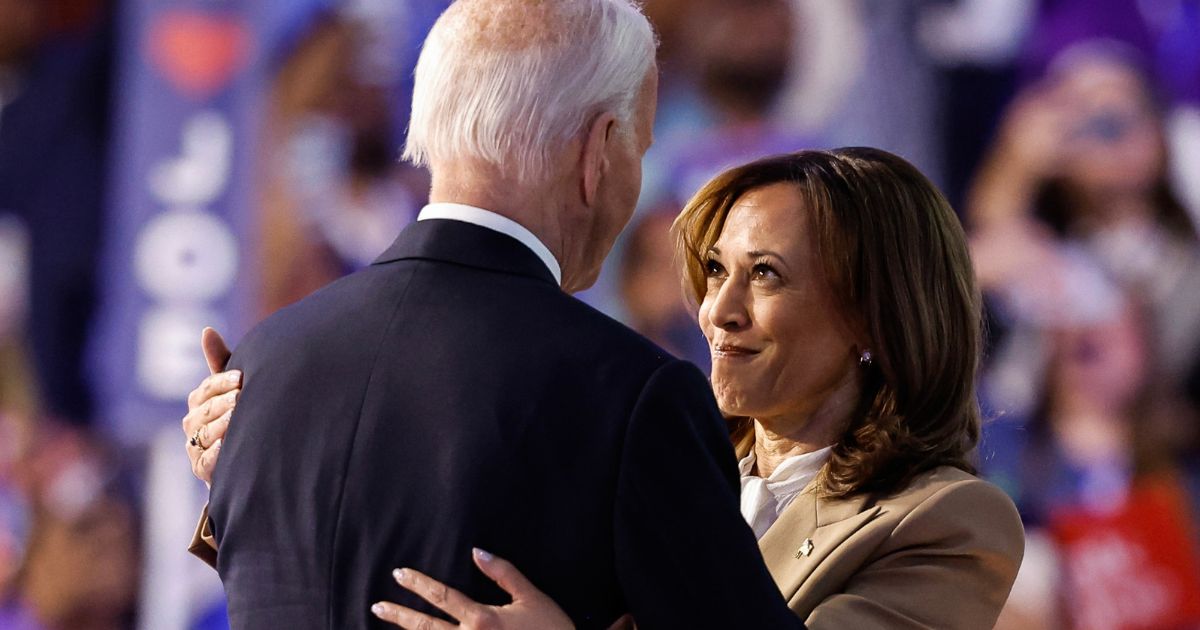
[190,427,206,449]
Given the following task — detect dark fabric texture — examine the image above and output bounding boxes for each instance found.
[207,218,802,629]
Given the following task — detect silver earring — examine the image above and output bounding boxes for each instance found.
[859,350,873,367]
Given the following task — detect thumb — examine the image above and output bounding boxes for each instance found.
[471,548,539,602]
[201,327,232,374]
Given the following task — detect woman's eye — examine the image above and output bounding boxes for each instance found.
[752,263,779,280]
[704,258,725,277]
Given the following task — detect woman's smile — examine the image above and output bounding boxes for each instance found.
[711,341,762,360]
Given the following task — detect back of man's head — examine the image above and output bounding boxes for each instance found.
[404,0,656,184]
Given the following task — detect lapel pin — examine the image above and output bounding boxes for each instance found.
[795,538,814,559]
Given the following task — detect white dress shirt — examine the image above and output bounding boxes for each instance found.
[739,446,833,540]
[418,203,562,286]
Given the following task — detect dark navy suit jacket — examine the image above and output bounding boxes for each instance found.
[207,218,803,629]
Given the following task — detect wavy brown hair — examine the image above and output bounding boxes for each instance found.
[673,148,983,498]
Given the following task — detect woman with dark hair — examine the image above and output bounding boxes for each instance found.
[186,148,1025,628]
[373,148,1024,628]
[969,44,1200,396]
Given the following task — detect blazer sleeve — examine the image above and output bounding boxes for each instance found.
[613,360,804,629]
[188,503,219,568]
[805,479,1025,630]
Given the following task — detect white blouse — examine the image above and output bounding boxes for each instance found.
[739,446,833,540]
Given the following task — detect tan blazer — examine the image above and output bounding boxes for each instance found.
[760,465,1024,629]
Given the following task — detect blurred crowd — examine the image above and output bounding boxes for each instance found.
[1,0,1199,628]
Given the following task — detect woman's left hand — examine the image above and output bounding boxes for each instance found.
[371,547,594,630]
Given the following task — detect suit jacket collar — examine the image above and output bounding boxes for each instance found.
[373,218,560,287]
[758,482,882,606]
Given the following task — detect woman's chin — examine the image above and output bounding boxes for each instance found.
[713,388,760,419]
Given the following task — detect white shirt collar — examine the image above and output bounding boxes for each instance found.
[738,446,833,540]
[417,203,562,286]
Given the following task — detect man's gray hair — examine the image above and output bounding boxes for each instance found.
[402,0,656,183]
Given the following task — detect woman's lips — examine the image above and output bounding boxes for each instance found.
[712,343,761,360]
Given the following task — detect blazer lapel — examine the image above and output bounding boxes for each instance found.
[759,484,881,604]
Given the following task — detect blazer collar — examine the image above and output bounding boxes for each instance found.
[758,482,882,605]
[373,218,559,287]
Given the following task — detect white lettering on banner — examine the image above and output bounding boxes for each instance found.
[136,110,239,400]
[1067,532,1174,628]
[134,210,238,302]
[149,111,233,206]
[138,306,223,399]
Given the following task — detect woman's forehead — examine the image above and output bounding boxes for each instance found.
[715,184,808,251]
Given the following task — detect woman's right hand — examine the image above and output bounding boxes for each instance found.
[181,328,240,485]
[371,548,633,630]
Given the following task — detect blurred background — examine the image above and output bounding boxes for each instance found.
[0,0,1198,628]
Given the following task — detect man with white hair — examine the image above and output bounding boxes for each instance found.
[182,1,805,628]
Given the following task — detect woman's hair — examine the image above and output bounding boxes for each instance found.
[674,148,983,498]
[403,0,656,184]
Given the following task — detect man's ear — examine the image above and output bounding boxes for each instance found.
[581,111,617,207]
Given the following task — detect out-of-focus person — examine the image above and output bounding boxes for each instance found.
[0,0,110,426]
[616,211,709,371]
[640,0,818,211]
[989,281,1200,630]
[257,10,421,316]
[0,426,139,630]
[969,43,1200,411]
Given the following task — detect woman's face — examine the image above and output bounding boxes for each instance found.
[1053,303,1148,413]
[1057,60,1163,196]
[699,183,861,421]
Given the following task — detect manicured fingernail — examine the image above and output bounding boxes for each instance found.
[213,439,222,451]
[393,568,406,582]
[226,371,241,383]
[473,548,494,563]
[371,603,385,617]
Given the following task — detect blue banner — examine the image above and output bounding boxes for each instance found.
[93,0,268,446]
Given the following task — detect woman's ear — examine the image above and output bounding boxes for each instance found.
[580,111,617,207]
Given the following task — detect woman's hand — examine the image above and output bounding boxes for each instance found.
[371,548,633,630]
[991,84,1076,182]
[181,327,240,485]
[968,82,1076,230]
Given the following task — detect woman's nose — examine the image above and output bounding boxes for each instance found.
[707,279,750,331]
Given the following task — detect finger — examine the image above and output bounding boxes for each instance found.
[370,601,455,630]
[186,438,204,472]
[186,370,242,410]
[182,388,239,435]
[392,568,479,621]
[471,548,538,601]
[193,439,223,484]
[605,614,635,630]
[203,409,234,445]
[201,327,232,374]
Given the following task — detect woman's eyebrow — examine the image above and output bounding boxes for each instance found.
[747,249,786,264]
